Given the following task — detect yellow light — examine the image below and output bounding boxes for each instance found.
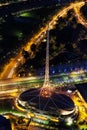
[40,87,53,98]
[51,118,59,122]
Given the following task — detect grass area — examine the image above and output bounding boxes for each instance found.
[19,12,33,17]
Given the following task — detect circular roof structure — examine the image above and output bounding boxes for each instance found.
[18,88,75,116]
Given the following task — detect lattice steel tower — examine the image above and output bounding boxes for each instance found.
[40,26,53,98]
[44,28,50,86]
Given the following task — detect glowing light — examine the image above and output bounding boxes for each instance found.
[52,70,55,74]
[51,118,59,122]
[65,117,73,126]
[40,86,53,98]
[67,90,72,93]
[0,1,85,79]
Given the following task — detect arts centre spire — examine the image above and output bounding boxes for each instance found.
[40,26,53,98]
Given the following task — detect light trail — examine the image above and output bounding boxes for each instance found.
[0,0,28,7]
[0,2,9,7]
[72,90,87,122]
[73,3,87,28]
[0,68,87,99]
[0,89,18,94]
[0,1,86,79]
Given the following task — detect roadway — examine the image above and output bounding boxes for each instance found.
[0,0,28,7]
[0,2,87,128]
[0,1,86,79]
[0,67,87,98]
[73,3,87,28]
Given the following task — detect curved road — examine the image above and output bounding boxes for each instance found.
[0,1,86,79]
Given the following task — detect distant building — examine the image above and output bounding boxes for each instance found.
[0,115,11,130]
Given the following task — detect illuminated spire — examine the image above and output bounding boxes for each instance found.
[44,27,50,85]
[40,25,53,98]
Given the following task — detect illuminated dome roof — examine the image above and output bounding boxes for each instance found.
[18,88,75,116]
